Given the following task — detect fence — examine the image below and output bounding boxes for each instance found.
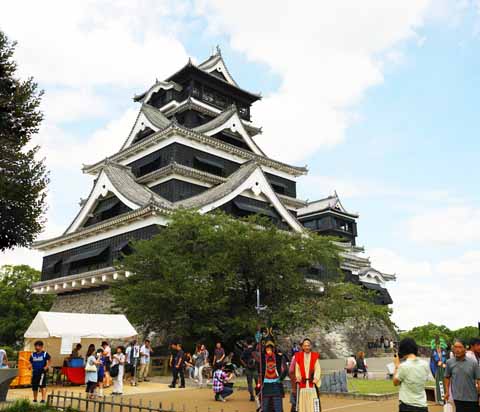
[47,391,178,412]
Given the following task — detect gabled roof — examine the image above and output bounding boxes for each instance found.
[121,103,171,150]
[166,59,261,102]
[65,160,172,234]
[163,97,262,136]
[193,105,265,155]
[133,80,183,103]
[298,191,358,218]
[39,161,305,249]
[176,160,305,232]
[198,46,239,87]
[84,123,308,177]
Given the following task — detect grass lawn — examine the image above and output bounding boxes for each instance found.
[347,379,436,395]
[347,378,398,394]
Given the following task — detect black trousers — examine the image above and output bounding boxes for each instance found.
[454,400,480,412]
[398,402,428,412]
[171,366,185,387]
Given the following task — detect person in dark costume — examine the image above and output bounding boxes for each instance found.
[257,340,287,412]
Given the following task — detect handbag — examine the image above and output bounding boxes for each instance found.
[110,364,119,377]
[85,362,97,372]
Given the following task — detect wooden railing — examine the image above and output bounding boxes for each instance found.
[47,391,176,412]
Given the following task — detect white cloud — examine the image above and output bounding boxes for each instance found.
[407,206,480,245]
[41,88,110,123]
[2,0,189,88]
[195,0,431,162]
[369,248,480,330]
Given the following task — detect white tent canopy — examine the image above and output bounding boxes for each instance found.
[25,311,138,340]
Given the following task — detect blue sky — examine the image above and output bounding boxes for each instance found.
[1,0,479,330]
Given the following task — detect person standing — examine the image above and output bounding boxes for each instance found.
[29,341,51,403]
[444,339,480,412]
[393,338,430,412]
[469,338,480,365]
[96,348,106,397]
[111,346,126,395]
[259,342,287,412]
[169,343,185,388]
[85,345,99,399]
[294,338,321,412]
[138,339,153,382]
[0,348,8,368]
[213,342,225,365]
[194,344,209,387]
[101,341,112,388]
[240,339,258,401]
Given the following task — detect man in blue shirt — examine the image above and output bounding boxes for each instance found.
[29,341,51,403]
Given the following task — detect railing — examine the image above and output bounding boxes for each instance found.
[47,391,177,412]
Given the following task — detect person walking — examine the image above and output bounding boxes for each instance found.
[85,345,99,399]
[194,344,209,387]
[393,338,430,412]
[444,339,480,412]
[240,339,258,401]
[169,343,185,388]
[111,346,126,395]
[138,339,153,382]
[29,341,51,403]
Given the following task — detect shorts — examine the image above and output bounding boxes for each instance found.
[86,381,97,393]
[98,369,105,383]
[31,371,47,391]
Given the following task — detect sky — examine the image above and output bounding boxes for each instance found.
[1,0,479,331]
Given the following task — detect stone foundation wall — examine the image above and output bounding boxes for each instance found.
[279,320,396,359]
[50,288,115,314]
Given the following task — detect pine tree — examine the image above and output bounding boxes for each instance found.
[0,30,49,251]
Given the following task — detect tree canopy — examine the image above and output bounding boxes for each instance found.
[0,265,54,346]
[112,210,391,345]
[400,322,479,347]
[0,30,49,251]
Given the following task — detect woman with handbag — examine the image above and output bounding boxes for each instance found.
[85,346,100,399]
[111,346,126,395]
[393,338,431,412]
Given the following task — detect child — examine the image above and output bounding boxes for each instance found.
[96,348,106,397]
[29,341,51,403]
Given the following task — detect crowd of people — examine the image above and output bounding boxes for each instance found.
[22,338,154,401]
[3,332,479,412]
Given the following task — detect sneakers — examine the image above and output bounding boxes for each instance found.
[218,395,226,402]
[250,395,255,402]
[168,384,175,388]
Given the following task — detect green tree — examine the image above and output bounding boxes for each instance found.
[452,326,479,344]
[0,265,54,346]
[0,30,49,251]
[399,323,452,346]
[112,210,391,345]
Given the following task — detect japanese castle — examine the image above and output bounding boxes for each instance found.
[33,48,395,310]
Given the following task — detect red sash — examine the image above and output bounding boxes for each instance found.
[294,351,319,388]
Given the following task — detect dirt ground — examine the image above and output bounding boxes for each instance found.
[124,388,444,412]
[8,383,444,412]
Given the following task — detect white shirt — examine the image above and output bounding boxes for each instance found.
[140,345,151,364]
